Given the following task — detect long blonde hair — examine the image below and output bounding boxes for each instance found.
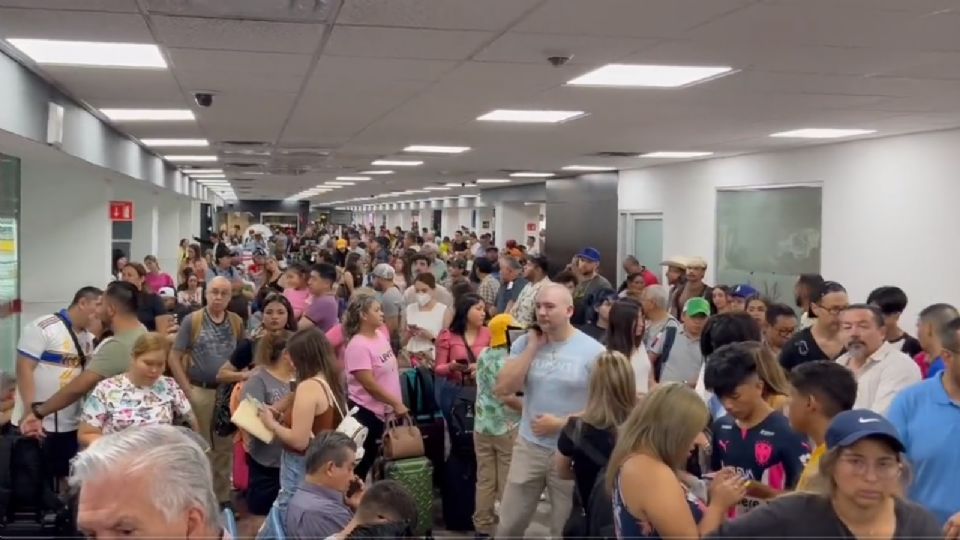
[606,383,708,490]
[745,341,792,398]
[580,351,637,432]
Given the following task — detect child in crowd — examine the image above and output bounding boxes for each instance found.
[786,361,857,491]
[705,342,809,516]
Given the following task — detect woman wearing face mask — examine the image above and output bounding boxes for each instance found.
[401,273,448,368]
[78,332,196,447]
[710,409,941,539]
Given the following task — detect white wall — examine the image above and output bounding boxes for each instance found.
[20,158,112,322]
[618,128,960,327]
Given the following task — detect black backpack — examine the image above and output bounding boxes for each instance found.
[448,385,477,454]
[0,429,73,535]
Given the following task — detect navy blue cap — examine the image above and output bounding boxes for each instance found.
[577,247,601,263]
[826,409,904,452]
[731,284,759,299]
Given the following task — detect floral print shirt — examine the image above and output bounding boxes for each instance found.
[474,347,520,437]
[81,374,192,434]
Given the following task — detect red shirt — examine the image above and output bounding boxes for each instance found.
[435,327,492,383]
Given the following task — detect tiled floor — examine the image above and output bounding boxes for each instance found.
[432,498,552,538]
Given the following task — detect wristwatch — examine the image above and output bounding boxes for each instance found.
[31,401,45,419]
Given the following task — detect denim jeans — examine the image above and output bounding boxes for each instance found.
[273,450,306,518]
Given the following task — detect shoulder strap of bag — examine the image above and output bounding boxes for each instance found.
[54,312,87,368]
[310,376,346,420]
[189,310,205,350]
[654,325,679,381]
[461,333,478,365]
[226,312,245,344]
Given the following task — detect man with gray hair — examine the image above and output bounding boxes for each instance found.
[71,425,223,539]
[916,303,960,378]
[286,432,364,539]
[494,255,528,316]
[640,284,680,349]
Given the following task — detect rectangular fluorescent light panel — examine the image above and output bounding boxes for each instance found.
[372,160,423,167]
[165,155,218,162]
[510,172,554,178]
[182,168,222,174]
[359,170,394,175]
[567,64,734,88]
[640,151,714,159]
[7,39,167,68]
[477,109,586,124]
[336,176,371,181]
[562,165,616,172]
[403,145,471,154]
[769,128,877,139]
[445,183,465,187]
[425,187,451,191]
[326,181,355,186]
[141,138,208,147]
[476,178,511,184]
[101,108,195,121]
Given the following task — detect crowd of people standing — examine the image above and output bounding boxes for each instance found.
[4,219,960,540]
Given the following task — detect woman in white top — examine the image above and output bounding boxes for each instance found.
[401,272,448,367]
[606,298,652,394]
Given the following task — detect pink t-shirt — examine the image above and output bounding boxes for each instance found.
[144,272,174,294]
[344,331,402,420]
[283,287,311,320]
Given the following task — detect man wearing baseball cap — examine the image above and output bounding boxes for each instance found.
[370,263,404,333]
[571,247,612,327]
[651,297,709,386]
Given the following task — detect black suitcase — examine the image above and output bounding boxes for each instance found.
[416,418,445,486]
[441,452,476,532]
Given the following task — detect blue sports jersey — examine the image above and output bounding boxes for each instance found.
[710,411,809,515]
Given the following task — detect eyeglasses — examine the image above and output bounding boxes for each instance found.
[838,455,901,479]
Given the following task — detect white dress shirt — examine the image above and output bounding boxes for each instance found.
[836,341,921,414]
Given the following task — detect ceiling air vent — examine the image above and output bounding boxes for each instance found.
[145,0,333,23]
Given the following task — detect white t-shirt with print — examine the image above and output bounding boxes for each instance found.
[14,311,94,432]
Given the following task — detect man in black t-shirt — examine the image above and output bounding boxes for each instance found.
[779,281,848,372]
[867,285,923,358]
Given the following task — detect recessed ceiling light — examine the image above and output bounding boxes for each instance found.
[444,182,464,187]
[326,181,355,186]
[141,138,209,147]
[476,178,511,184]
[769,128,877,139]
[165,155,218,162]
[510,172,554,178]
[182,168,222,174]
[403,145,471,154]
[407,190,429,194]
[640,151,714,159]
[6,38,167,68]
[567,64,734,88]
[101,108,195,121]
[425,186,451,191]
[358,170,394,175]
[189,174,226,179]
[197,181,230,185]
[371,160,423,167]
[562,165,616,172]
[477,109,587,124]
[336,176,371,181]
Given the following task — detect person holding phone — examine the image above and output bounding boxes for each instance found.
[435,294,491,423]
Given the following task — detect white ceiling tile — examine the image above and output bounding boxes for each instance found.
[44,66,183,104]
[145,0,334,22]
[756,0,960,14]
[515,0,754,38]
[326,25,492,61]
[150,15,324,53]
[0,0,137,11]
[303,55,455,95]
[474,32,659,65]
[0,8,152,41]
[337,0,541,31]
[197,92,298,141]
[166,48,312,74]
[177,69,306,94]
[686,3,960,51]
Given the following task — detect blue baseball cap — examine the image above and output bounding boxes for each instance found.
[577,247,601,263]
[825,410,904,452]
[730,284,759,299]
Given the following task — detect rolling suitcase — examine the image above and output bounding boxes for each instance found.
[441,452,476,532]
[374,456,434,536]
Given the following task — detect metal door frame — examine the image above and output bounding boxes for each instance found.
[617,210,663,285]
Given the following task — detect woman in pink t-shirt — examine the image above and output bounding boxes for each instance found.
[143,255,175,294]
[343,294,408,478]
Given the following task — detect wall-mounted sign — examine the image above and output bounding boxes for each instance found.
[526,222,538,232]
[109,201,134,222]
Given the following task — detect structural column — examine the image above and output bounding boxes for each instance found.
[494,202,526,246]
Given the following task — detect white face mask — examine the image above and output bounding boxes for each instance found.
[416,293,432,307]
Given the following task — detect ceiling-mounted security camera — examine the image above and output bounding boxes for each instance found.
[547,54,573,67]
[194,92,214,107]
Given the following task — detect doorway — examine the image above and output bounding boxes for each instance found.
[618,212,663,284]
